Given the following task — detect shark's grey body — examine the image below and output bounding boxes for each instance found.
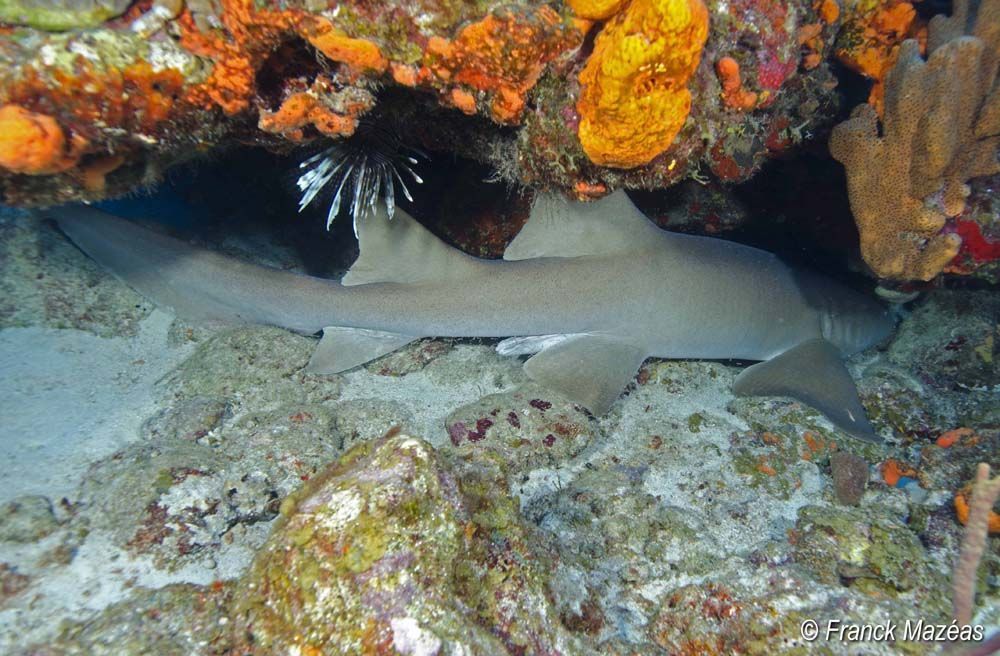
[50,191,893,441]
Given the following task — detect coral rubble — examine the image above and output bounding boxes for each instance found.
[944,170,1000,284]
[830,0,1000,280]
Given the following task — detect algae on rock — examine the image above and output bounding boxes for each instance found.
[231,431,586,655]
[791,505,944,602]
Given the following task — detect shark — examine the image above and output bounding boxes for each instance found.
[49,191,894,442]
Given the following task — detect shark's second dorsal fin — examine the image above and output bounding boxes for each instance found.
[342,206,478,286]
[503,190,662,261]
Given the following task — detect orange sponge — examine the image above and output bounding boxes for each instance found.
[0,105,84,175]
[567,0,629,20]
[576,0,709,168]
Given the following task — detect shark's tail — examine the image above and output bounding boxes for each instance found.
[48,205,337,333]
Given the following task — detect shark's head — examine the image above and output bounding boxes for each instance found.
[818,287,896,356]
[797,271,896,356]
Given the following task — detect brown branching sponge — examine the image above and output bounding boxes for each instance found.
[829,0,1000,281]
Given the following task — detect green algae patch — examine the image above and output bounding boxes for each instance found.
[231,432,583,655]
[687,412,705,433]
[0,0,130,31]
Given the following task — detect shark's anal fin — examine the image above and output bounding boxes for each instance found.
[522,334,647,415]
[733,338,881,443]
[305,327,418,374]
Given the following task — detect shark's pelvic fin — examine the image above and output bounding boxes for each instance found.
[305,326,419,374]
[503,190,662,261]
[342,206,477,286]
[523,334,647,415]
[733,338,881,443]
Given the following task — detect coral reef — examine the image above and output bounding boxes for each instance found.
[952,464,1000,625]
[830,0,1000,280]
[944,173,1000,283]
[829,451,869,505]
[833,0,920,111]
[885,290,999,393]
[49,582,235,654]
[444,386,596,473]
[422,6,581,124]
[715,56,759,111]
[514,0,840,193]
[791,504,941,594]
[0,105,86,175]
[0,0,132,31]
[0,0,584,205]
[0,0,843,208]
[0,210,152,337]
[0,496,60,543]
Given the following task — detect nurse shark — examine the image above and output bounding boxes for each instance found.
[50,191,894,441]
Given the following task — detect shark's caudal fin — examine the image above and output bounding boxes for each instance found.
[49,204,277,325]
[733,338,881,443]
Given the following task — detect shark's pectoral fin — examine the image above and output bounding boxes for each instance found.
[733,338,881,443]
[305,327,418,374]
[522,334,647,415]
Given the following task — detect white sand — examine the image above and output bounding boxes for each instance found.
[0,310,193,505]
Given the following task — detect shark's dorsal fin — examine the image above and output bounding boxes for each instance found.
[522,334,648,415]
[503,190,662,261]
[733,338,882,443]
[342,206,478,286]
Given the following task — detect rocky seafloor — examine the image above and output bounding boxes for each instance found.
[0,203,997,655]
